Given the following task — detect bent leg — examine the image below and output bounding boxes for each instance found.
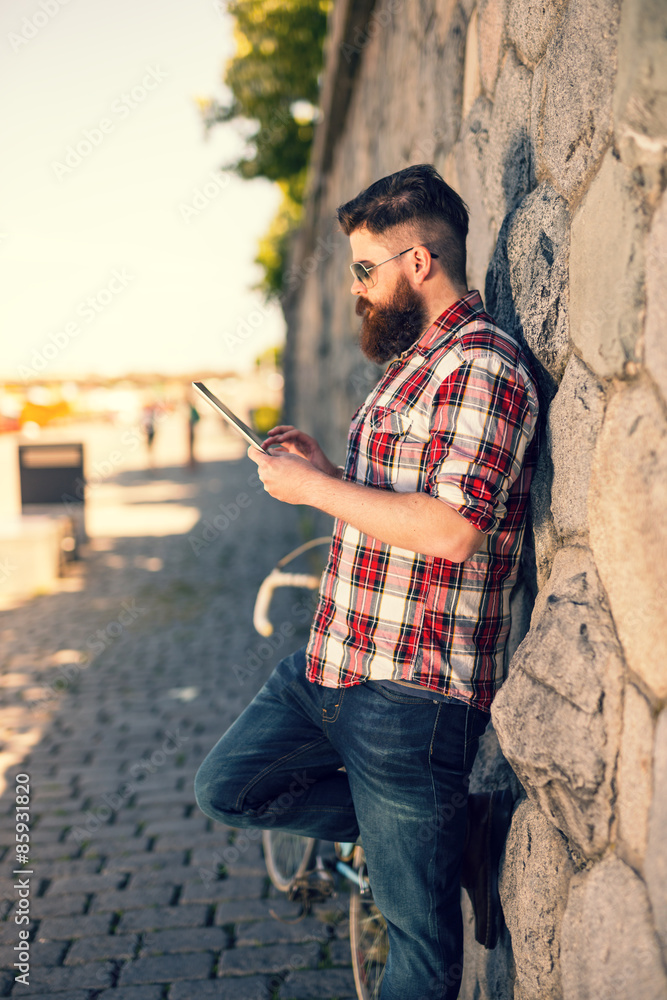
[331,684,488,1000]
[195,647,359,842]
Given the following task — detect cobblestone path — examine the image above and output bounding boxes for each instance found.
[0,451,355,999]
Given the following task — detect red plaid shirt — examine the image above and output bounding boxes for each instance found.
[305,290,539,712]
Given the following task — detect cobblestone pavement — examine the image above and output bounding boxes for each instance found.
[0,443,355,999]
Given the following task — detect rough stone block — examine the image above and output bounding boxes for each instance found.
[569,149,647,379]
[506,0,567,69]
[613,0,667,201]
[531,0,621,202]
[492,546,624,857]
[468,720,519,798]
[499,798,575,999]
[588,379,667,698]
[484,51,533,233]
[477,0,508,97]
[489,181,570,387]
[528,443,559,592]
[462,7,482,121]
[645,189,667,403]
[645,707,667,954]
[561,857,667,999]
[454,97,497,294]
[548,355,606,538]
[617,683,655,870]
[460,889,515,1000]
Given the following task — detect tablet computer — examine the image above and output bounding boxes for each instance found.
[192,381,268,453]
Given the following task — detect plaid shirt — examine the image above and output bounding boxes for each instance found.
[305,290,539,712]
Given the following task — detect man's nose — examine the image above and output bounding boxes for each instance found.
[350,275,366,294]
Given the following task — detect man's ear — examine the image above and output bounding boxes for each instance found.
[412,247,434,285]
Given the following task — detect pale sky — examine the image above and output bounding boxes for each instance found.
[0,0,285,381]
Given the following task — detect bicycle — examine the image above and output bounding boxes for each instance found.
[253,538,389,1000]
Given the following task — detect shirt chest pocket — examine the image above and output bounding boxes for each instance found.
[367,406,427,490]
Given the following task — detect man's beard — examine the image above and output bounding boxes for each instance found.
[356,274,429,363]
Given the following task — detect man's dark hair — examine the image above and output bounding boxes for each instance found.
[337,164,469,287]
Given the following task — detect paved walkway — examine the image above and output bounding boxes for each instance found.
[0,438,355,999]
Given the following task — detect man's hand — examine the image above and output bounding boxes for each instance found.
[262,426,341,478]
[247,446,326,505]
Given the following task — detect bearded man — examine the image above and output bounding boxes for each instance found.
[195,164,539,1000]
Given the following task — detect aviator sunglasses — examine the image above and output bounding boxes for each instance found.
[350,246,439,289]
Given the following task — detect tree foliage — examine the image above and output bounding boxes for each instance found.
[202,0,331,297]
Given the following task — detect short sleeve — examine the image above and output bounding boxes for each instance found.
[426,357,538,533]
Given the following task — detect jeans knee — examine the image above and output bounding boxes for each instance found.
[193,764,214,818]
[194,762,233,822]
[194,760,257,828]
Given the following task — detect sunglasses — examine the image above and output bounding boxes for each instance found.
[349,246,439,289]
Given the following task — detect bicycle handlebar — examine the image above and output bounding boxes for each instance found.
[252,537,331,637]
[253,570,321,636]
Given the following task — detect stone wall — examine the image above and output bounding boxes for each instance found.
[283,0,667,996]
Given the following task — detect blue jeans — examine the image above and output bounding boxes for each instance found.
[195,647,488,1000]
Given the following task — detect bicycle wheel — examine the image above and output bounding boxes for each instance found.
[262,830,317,892]
[349,890,389,1000]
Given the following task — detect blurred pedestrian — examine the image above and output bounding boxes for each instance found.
[141,404,157,467]
[187,400,200,468]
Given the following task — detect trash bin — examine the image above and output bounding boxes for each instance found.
[18,443,86,557]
